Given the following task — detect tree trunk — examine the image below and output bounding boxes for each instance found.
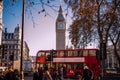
[114,45,120,69]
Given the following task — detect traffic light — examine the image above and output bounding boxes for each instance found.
[50,49,56,60]
[50,49,56,56]
[46,49,56,61]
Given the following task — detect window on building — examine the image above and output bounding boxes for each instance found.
[5,56,7,59]
[5,34,7,39]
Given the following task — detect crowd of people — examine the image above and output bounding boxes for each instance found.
[0,65,93,80]
[33,66,64,80]
[33,65,93,80]
[0,67,20,80]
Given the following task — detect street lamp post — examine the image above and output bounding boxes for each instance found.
[20,0,25,80]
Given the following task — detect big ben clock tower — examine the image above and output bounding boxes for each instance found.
[56,6,66,50]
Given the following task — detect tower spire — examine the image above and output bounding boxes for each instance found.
[59,5,62,14]
[56,5,65,21]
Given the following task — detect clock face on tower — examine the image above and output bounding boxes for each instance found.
[58,23,64,29]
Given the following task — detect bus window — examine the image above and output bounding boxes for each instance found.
[88,50,90,56]
[87,49,96,56]
[67,64,72,69]
[73,51,77,56]
[83,50,88,56]
[76,64,83,69]
[68,50,73,56]
[57,51,60,56]
[90,50,96,56]
[46,52,50,56]
[64,51,68,57]
[78,51,83,56]
[37,52,45,57]
[59,51,64,56]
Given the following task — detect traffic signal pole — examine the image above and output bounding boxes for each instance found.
[50,49,56,68]
[50,50,53,68]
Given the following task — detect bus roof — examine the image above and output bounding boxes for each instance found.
[36,48,98,56]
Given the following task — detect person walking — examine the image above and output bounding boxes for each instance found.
[0,69,5,80]
[82,66,93,80]
[4,67,14,80]
[63,66,66,78]
[38,67,43,80]
[53,66,62,80]
[59,67,63,80]
[13,69,20,80]
[43,67,52,80]
[33,68,39,80]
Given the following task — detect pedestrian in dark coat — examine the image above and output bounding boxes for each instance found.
[5,68,14,80]
[38,67,43,80]
[33,69,39,80]
[0,69,5,80]
[53,67,61,80]
[82,66,92,80]
[13,69,20,80]
[43,67,52,80]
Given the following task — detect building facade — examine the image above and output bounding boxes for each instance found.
[0,0,3,45]
[106,45,119,69]
[23,41,30,60]
[1,25,29,69]
[0,0,3,66]
[56,6,66,50]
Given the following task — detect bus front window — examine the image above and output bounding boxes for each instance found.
[37,52,45,57]
[46,52,50,56]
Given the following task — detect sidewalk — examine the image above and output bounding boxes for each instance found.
[105,73,120,77]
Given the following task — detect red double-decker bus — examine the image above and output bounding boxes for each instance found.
[36,48,100,79]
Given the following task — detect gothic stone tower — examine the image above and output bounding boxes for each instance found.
[56,6,66,50]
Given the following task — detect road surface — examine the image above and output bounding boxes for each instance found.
[24,73,120,80]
